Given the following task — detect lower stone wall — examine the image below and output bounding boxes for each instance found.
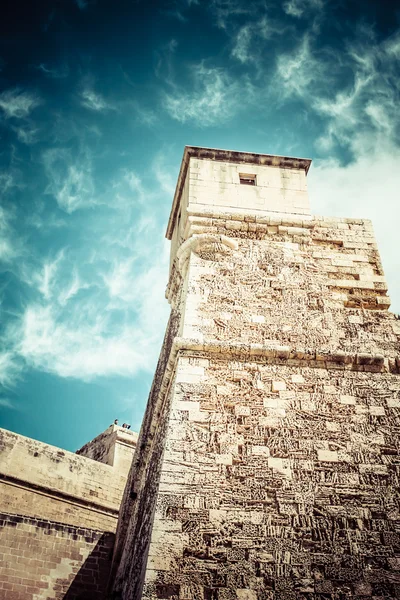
[0,513,114,600]
[134,351,400,599]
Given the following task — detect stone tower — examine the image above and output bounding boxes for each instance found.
[111,147,400,600]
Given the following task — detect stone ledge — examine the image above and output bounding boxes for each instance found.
[158,337,398,403]
[185,208,372,230]
[172,338,390,368]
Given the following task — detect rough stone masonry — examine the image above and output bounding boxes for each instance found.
[110,147,400,600]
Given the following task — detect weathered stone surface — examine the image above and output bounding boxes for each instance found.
[0,513,114,600]
[112,146,400,600]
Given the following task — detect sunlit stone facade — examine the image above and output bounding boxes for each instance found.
[111,147,400,600]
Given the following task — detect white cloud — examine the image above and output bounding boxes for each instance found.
[12,122,40,144]
[43,148,96,213]
[209,0,258,29]
[164,63,254,126]
[0,204,22,263]
[0,88,41,119]
[1,162,171,383]
[274,27,400,155]
[231,17,286,64]
[275,34,327,99]
[283,0,323,18]
[0,351,23,388]
[15,251,169,380]
[58,270,88,306]
[0,172,15,194]
[80,88,114,112]
[37,251,65,300]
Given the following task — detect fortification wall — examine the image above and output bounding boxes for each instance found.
[0,427,134,600]
[0,428,127,529]
[0,513,113,600]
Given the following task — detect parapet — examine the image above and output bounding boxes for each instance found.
[76,424,138,473]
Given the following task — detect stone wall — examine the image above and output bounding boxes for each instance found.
[0,513,114,600]
[142,353,400,599]
[112,148,400,600]
[0,426,135,599]
[0,428,127,530]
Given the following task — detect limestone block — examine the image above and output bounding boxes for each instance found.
[268,456,292,477]
[359,463,388,474]
[251,445,270,457]
[387,398,400,408]
[263,398,279,408]
[235,405,251,416]
[272,380,286,392]
[209,509,228,523]
[233,370,251,381]
[340,395,356,405]
[147,555,173,571]
[348,315,362,324]
[317,450,338,462]
[369,405,385,416]
[324,385,337,394]
[291,374,304,383]
[326,421,340,432]
[216,454,233,465]
[251,314,266,324]
[236,590,257,600]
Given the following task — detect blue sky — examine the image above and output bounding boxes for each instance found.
[1,0,399,451]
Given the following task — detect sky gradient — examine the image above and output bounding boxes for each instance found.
[1,0,400,451]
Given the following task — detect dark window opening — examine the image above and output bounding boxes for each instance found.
[239,173,257,186]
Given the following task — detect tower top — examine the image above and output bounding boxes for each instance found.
[166,146,312,240]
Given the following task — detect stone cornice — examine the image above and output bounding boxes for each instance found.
[159,337,399,407]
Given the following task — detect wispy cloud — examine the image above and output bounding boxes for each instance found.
[12,123,40,145]
[274,34,328,100]
[163,63,254,125]
[0,88,41,119]
[43,147,96,213]
[0,351,23,388]
[0,204,23,263]
[37,63,69,79]
[0,164,170,384]
[283,0,323,19]
[37,251,65,300]
[274,27,400,153]
[16,303,152,380]
[58,269,89,306]
[80,87,115,112]
[14,246,169,380]
[209,0,259,30]
[231,17,287,64]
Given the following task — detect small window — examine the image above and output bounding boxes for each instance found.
[239,173,257,186]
